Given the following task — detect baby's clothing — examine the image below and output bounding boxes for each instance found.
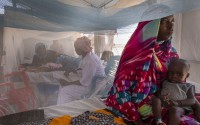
[161,81,194,113]
[161,81,193,100]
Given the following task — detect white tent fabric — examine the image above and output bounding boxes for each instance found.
[173,9,200,83]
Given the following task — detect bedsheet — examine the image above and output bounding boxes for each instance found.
[26,71,76,84]
[42,97,106,118]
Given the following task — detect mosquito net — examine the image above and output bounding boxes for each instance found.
[1,0,200,31]
[0,0,200,118]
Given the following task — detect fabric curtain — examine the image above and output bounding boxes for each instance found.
[94,33,115,57]
[178,9,200,83]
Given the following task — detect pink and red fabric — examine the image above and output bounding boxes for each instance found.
[105,18,199,124]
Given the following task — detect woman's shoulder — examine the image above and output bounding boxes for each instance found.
[87,52,100,60]
[83,52,101,66]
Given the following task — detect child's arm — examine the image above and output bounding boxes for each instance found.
[177,85,196,107]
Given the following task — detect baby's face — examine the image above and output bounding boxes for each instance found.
[168,63,189,83]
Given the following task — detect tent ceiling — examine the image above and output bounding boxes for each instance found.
[1,0,200,32]
[57,0,145,8]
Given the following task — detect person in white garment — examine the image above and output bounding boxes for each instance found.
[57,36,105,104]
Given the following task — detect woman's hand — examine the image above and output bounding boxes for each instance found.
[64,70,77,77]
[64,71,70,77]
[59,79,69,87]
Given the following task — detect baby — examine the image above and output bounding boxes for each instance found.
[152,58,200,125]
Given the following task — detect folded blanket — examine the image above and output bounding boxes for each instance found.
[49,109,126,125]
[27,71,79,83]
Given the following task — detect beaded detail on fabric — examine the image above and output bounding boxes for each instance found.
[71,111,122,125]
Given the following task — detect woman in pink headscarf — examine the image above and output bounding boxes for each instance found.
[105,15,200,125]
[57,36,105,104]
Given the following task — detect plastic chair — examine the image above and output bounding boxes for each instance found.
[0,71,37,116]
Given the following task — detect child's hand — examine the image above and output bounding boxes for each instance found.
[163,100,178,107]
[160,93,170,102]
[168,100,179,106]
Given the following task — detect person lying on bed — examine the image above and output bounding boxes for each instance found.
[20,43,62,72]
[57,36,105,104]
[152,58,200,125]
[33,42,65,65]
[105,15,200,125]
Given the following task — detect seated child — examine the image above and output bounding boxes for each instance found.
[152,59,200,125]
[101,51,114,66]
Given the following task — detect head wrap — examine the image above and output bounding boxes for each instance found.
[74,36,92,53]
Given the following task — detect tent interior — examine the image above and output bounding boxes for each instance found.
[0,0,200,124]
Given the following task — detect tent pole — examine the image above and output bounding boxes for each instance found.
[81,0,98,8]
[99,0,115,8]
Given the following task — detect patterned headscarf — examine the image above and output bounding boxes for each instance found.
[74,36,92,53]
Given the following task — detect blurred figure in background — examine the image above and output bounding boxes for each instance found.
[57,36,105,104]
